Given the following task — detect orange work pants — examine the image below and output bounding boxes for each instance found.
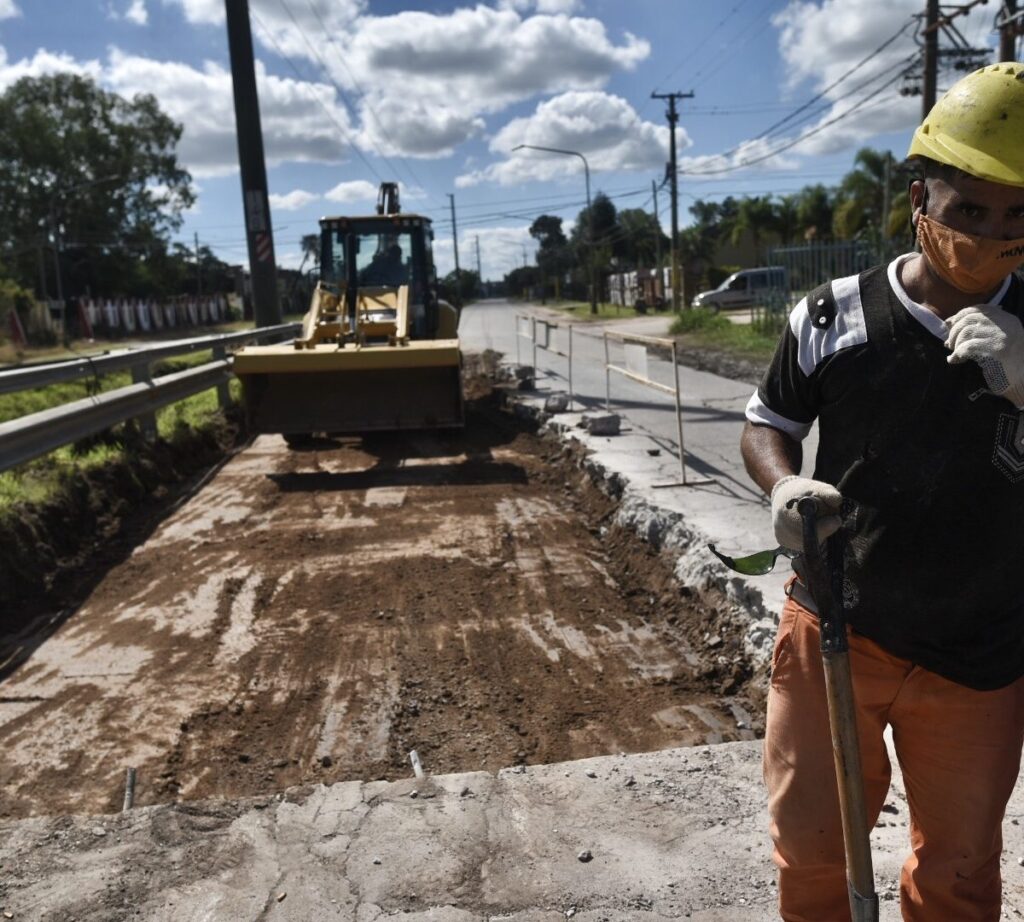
[764,593,1024,922]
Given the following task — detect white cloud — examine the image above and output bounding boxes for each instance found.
[323,179,379,206]
[500,0,585,12]
[0,0,19,19]
[269,189,318,211]
[163,0,365,47]
[0,46,103,88]
[457,91,673,187]
[334,6,649,158]
[674,0,963,179]
[161,2,648,160]
[104,49,353,177]
[434,225,535,281]
[125,0,148,25]
[323,180,423,212]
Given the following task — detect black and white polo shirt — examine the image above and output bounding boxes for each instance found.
[747,255,1024,689]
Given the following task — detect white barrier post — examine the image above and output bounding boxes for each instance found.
[603,331,611,411]
[568,325,574,410]
[672,340,687,485]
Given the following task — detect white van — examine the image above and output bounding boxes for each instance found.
[691,266,788,310]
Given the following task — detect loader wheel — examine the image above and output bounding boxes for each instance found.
[283,432,315,449]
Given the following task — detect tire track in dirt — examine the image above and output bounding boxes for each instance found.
[0,384,760,819]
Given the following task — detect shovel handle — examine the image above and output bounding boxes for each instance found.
[797,498,879,921]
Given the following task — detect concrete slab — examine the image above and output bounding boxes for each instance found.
[7,740,1024,920]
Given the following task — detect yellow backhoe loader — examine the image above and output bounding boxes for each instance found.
[233,183,462,443]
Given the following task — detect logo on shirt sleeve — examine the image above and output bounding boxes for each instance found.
[992,411,1024,482]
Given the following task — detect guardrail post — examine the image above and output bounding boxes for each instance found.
[130,363,158,439]
[212,344,232,410]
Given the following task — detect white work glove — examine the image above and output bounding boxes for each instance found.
[770,475,842,552]
[945,305,1024,409]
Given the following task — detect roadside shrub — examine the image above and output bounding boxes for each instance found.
[669,307,731,335]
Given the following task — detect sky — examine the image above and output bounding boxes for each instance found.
[0,0,1006,281]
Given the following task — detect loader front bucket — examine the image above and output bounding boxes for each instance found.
[233,339,463,436]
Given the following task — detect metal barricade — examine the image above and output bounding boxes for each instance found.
[602,330,712,488]
[515,313,574,408]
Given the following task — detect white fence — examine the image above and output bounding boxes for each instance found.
[516,314,575,408]
[602,330,712,488]
[5,294,236,348]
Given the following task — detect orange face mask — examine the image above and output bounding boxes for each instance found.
[916,213,1024,295]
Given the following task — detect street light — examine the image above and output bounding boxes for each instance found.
[512,144,597,315]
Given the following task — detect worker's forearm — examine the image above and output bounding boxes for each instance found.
[740,421,803,497]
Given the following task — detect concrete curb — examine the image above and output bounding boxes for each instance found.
[510,396,779,664]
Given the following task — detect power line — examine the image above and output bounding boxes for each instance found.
[273,0,432,205]
[690,4,786,91]
[751,19,914,142]
[653,0,755,93]
[680,60,917,177]
[301,0,437,209]
[249,7,385,184]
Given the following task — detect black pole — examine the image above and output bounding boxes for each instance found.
[652,91,693,312]
[225,0,280,326]
[1000,0,1018,60]
[923,0,939,119]
[652,179,662,300]
[448,193,461,310]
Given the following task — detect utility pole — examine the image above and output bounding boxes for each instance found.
[652,91,694,312]
[195,231,203,299]
[652,179,662,298]
[475,235,482,294]
[448,193,461,309]
[1000,0,1019,60]
[225,0,280,326]
[923,0,940,118]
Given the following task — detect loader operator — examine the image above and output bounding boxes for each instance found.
[740,63,1024,921]
[362,242,405,287]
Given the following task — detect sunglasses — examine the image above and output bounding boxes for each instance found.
[707,543,796,576]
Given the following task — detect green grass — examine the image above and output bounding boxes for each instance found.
[669,307,785,365]
[545,300,649,321]
[0,350,222,425]
[0,374,241,516]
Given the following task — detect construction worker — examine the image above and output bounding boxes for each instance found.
[740,63,1024,921]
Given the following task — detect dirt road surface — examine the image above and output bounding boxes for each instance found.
[0,375,759,820]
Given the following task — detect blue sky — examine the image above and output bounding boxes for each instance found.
[0,0,1004,279]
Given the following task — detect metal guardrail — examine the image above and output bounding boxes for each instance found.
[602,329,712,488]
[0,323,300,473]
[0,324,299,395]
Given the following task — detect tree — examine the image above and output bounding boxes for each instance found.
[572,192,618,255]
[831,147,902,242]
[794,184,835,240]
[0,73,194,298]
[439,268,480,305]
[300,234,320,271]
[616,208,668,268]
[729,195,778,251]
[529,215,574,286]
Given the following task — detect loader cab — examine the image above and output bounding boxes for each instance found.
[320,215,438,339]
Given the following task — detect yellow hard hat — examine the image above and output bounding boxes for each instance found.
[907,62,1024,188]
